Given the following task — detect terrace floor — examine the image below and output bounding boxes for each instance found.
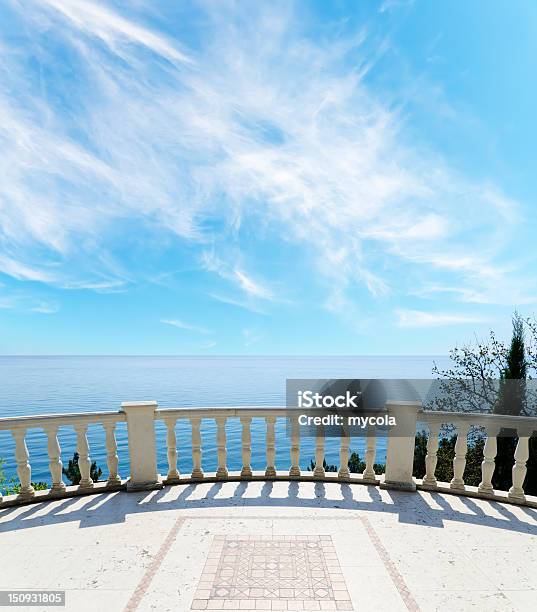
[1,481,537,612]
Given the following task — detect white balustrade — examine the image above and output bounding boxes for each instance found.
[216,416,228,479]
[2,403,537,509]
[1,411,125,504]
[104,421,121,485]
[289,416,301,477]
[45,426,66,492]
[122,401,162,491]
[240,417,253,478]
[450,423,470,491]
[265,416,276,478]
[338,425,350,480]
[313,425,325,478]
[382,401,421,491]
[165,418,180,481]
[422,423,440,487]
[13,429,34,497]
[509,433,530,502]
[191,417,204,479]
[75,424,93,488]
[363,426,376,481]
[478,425,498,495]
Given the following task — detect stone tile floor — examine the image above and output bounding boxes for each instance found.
[191,535,352,610]
[1,480,537,611]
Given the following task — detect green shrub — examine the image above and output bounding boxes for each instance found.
[307,451,384,475]
[62,452,102,485]
[0,458,49,495]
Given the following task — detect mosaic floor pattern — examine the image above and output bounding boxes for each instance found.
[191,535,353,610]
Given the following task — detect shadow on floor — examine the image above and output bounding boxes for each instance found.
[1,481,537,537]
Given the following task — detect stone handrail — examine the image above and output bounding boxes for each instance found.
[418,409,537,504]
[151,405,380,485]
[1,400,536,508]
[0,410,125,504]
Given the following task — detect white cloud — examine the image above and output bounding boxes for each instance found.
[42,0,191,63]
[209,293,267,315]
[379,0,415,13]
[0,256,57,283]
[0,1,530,317]
[61,279,129,293]
[395,309,487,328]
[200,340,217,349]
[234,270,274,300]
[0,293,59,313]
[161,319,210,334]
[30,301,59,314]
[201,252,275,302]
[243,328,263,347]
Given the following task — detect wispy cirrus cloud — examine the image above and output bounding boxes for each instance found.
[161,319,210,334]
[200,340,217,349]
[42,0,192,63]
[0,0,531,324]
[201,252,275,302]
[233,271,274,301]
[243,328,263,347]
[0,293,58,314]
[30,301,59,314]
[396,309,487,328]
[209,293,267,315]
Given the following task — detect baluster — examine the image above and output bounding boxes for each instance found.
[240,416,253,478]
[478,425,498,495]
[338,424,350,480]
[75,424,93,488]
[508,433,530,501]
[191,418,204,479]
[289,416,301,477]
[216,416,228,479]
[313,424,325,478]
[362,425,376,481]
[45,426,65,492]
[104,421,121,485]
[265,416,276,478]
[450,423,469,490]
[13,429,34,497]
[422,423,440,487]
[165,418,180,480]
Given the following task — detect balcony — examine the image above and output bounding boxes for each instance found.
[1,401,537,611]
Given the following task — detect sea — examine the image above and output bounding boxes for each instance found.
[0,356,450,486]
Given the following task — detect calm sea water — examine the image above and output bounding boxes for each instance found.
[0,356,448,486]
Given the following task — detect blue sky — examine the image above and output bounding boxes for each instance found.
[0,0,536,355]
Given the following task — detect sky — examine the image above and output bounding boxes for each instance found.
[0,0,536,355]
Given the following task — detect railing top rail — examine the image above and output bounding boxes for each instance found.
[0,410,125,431]
[420,409,537,431]
[154,406,288,419]
[2,403,537,432]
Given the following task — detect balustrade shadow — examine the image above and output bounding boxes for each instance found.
[1,482,536,538]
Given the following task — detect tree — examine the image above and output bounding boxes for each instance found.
[494,313,528,490]
[524,316,537,373]
[430,330,507,414]
[496,311,527,416]
[431,312,537,494]
[413,430,485,486]
[62,452,102,486]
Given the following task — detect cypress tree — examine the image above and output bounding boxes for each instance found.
[493,312,527,491]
